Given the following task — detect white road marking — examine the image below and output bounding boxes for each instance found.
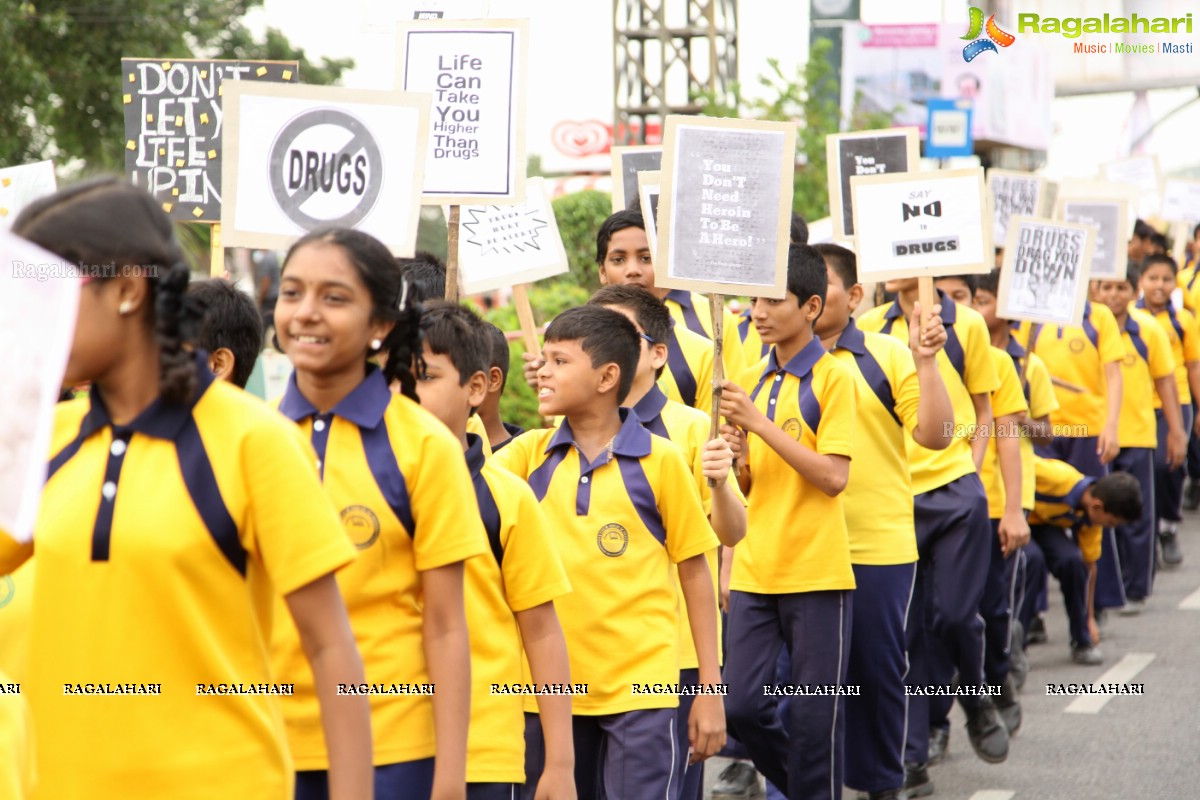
[968,791,1015,800]
[1178,586,1200,610]
[1063,652,1156,714]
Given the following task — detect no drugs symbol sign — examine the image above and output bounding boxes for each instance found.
[269,109,383,228]
[221,82,430,255]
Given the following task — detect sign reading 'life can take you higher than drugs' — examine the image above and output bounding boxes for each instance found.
[398,18,528,204]
[220,82,430,255]
[655,115,795,299]
[122,59,298,222]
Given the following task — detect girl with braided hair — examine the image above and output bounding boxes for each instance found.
[270,228,485,800]
[0,177,373,799]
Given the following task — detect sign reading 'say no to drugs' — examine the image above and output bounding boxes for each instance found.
[220,82,430,255]
[121,58,298,222]
[398,18,528,204]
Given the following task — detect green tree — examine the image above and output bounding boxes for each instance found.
[0,1,352,171]
[551,189,611,293]
[701,37,895,223]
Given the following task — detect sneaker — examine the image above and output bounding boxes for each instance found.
[903,763,934,798]
[928,725,949,765]
[963,697,1009,763]
[1160,530,1184,566]
[1119,597,1146,616]
[1184,479,1200,511]
[711,760,764,799]
[1071,643,1103,665]
[1009,621,1029,691]
[1027,615,1048,645]
[864,791,906,800]
[994,676,1022,736]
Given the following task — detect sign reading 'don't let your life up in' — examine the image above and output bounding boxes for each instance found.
[122,59,298,222]
[220,82,430,255]
[398,18,528,204]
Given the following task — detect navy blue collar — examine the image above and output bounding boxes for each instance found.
[1067,476,1097,517]
[465,432,486,479]
[762,336,826,382]
[1120,311,1140,335]
[80,351,216,441]
[1135,297,1173,314]
[666,289,694,309]
[885,288,957,325]
[1004,336,1026,359]
[833,318,866,356]
[631,384,670,425]
[544,407,652,459]
[278,365,392,429]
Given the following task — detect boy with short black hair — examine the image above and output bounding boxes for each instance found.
[188,278,264,389]
[718,244,857,800]
[494,305,725,799]
[1029,457,1143,664]
[415,301,577,799]
[478,321,524,452]
[396,251,448,301]
[814,243,954,800]
[587,284,746,800]
[1136,253,1200,567]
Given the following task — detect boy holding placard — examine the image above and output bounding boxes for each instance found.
[1136,254,1200,567]
[493,306,726,799]
[859,275,1007,787]
[813,243,954,800]
[718,244,856,800]
[1093,264,1182,613]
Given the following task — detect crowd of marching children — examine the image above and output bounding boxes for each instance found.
[0,176,1195,800]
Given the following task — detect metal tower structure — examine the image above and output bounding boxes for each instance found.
[613,0,738,146]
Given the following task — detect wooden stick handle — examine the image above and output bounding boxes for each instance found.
[917,276,936,330]
[513,284,540,357]
[210,222,224,277]
[709,293,727,487]
[444,205,460,302]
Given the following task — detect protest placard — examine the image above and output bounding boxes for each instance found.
[654,115,795,298]
[1160,178,1200,224]
[1054,180,1135,280]
[1102,155,1162,220]
[637,170,661,255]
[0,161,57,230]
[121,58,298,223]
[850,167,991,282]
[457,177,568,294]
[987,169,1047,246]
[611,145,662,211]
[397,18,528,204]
[827,127,919,241]
[220,82,430,254]
[996,216,1095,328]
[1,230,81,543]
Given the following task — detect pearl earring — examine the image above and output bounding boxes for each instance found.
[118,300,133,316]
[371,338,382,350]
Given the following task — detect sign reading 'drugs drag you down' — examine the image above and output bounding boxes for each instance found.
[997,216,1095,328]
[220,83,430,255]
[850,168,991,282]
[122,58,298,222]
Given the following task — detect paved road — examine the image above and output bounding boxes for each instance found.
[702,514,1200,799]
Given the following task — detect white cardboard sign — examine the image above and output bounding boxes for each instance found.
[1160,178,1200,224]
[220,82,430,255]
[458,177,568,294]
[1101,155,1162,220]
[0,161,57,230]
[997,216,1095,328]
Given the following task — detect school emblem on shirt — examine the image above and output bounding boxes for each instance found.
[1122,352,1137,367]
[597,523,629,557]
[341,505,381,550]
[782,418,802,440]
[1069,338,1086,353]
[0,576,13,609]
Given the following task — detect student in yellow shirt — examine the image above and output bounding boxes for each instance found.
[4,178,372,800]
[271,228,489,800]
[936,275,1030,740]
[1029,458,1143,664]
[972,269,1060,684]
[1095,265,1184,614]
[588,285,746,800]
[1136,253,1200,567]
[716,244,857,800]
[0,669,33,800]
[478,322,525,452]
[814,244,954,800]
[187,278,264,388]
[859,274,1006,789]
[1177,224,1200,511]
[494,305,725,798]
[415,303,577,800]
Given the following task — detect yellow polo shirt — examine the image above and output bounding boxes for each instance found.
[1029,456,1102,563]
[734,338,857,593]
[665,289,748,382]
[1004,342,1059,510]
[660,321,717,415]
[1135,300,1199,406]
[1114,308,1175,446]
[980,347,1030,519]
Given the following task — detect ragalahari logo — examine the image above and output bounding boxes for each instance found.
[961,7,1016,61]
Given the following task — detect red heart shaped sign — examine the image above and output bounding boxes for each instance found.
[552,119,611,158]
